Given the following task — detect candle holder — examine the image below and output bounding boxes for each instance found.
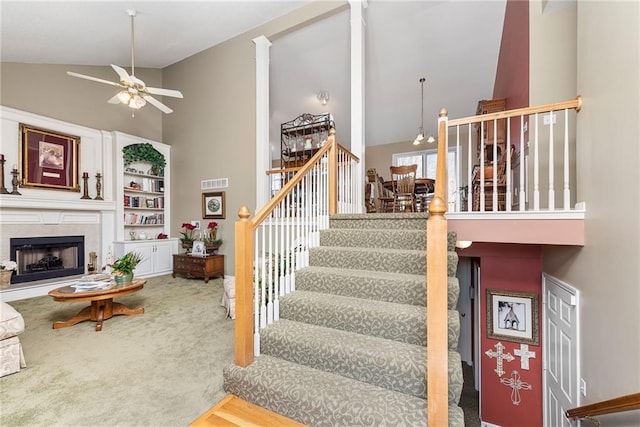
[10,168,21,195]
[0,158,9,194]
[81,172,91,199]
[94,173,103,200]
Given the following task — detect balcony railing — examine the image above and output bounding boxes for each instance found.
[447,96,582,214]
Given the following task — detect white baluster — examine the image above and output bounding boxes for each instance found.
[563,108,571,210]
[548,111,555,210]
[519,116,526,211]
[533,113,540,211]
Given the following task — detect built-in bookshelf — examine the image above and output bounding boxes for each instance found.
[112,131,178,277]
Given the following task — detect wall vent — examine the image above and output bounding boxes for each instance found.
[201,178,228,190]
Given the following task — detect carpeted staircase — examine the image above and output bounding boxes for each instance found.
[223,212,464,426]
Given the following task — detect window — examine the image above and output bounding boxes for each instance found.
[392,148,458,203]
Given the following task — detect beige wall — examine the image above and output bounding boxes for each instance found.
[539,1,640,423]
[161,1,346,275]
[365,139,414,181]
[0,63,164,141]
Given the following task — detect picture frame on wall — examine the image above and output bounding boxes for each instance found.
[202,191,225,219]
[486,289,539,345]
[19,123,80,192]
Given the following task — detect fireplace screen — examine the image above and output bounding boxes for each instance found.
[9,236,85,284]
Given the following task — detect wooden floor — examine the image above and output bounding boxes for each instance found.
[190,394,307,427]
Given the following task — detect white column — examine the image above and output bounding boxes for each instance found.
[349,0,367,213]
[253,35,272,211]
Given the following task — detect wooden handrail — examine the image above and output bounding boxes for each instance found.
[235,129,359,367]
[566,392,640,420]
[252,130,336,226]
[426,108,450,426]
[447,95,582,127]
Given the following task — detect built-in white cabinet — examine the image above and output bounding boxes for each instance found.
[113,240,176,277]
[112,131,177,276]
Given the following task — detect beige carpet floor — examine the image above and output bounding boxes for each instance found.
[0,275,234,427]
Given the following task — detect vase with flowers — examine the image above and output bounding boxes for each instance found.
[205,221,223,254]
[0,260,17,289]
[180,222,197,252]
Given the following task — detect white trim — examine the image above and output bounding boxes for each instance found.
[253,35,272,212]
[349,0,367,213]
[446,210,586,220]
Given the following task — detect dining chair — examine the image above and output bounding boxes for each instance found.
[389,164,417,212]
[375,175,395,213]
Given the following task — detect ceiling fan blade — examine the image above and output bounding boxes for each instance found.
[145,87,184,98]
[111,64,133,84]
[67,71,122,87]
[142,94,173,114]
[107,94,122,104]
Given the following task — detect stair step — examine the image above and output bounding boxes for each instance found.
[261,319,463,402]
[295,266,460,309]
[223,355,465,427]
[320,227,457,251]
[320,228,427,250]
[309,246,459,277]
[279,291,459,348]
[330,213,430,230]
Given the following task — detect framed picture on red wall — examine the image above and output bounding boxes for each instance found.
[486,289,539,345]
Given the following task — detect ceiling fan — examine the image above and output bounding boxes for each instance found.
[67,9,183,114]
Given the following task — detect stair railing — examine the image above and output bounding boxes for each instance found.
[235,129,359,367]
[426,109,451,426]
[566,392,640,426]
[447,96,582,212]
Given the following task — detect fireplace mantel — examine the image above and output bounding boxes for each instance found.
[0,194,116,212]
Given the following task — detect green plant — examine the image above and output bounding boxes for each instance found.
[109,252,143,275]
[122,143,166,175]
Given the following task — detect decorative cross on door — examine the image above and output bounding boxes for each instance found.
[485,341,514,377]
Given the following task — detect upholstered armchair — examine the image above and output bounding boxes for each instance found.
[0,302,26,377]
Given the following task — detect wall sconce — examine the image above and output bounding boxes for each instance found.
[317,90,330,106]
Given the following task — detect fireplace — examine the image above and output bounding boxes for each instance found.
[9,236,85,284]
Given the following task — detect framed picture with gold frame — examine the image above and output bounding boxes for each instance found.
[19,124,80,192]
[486,289,539,345]
[202,191,225,219]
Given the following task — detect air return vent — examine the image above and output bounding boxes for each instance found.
[201,178,228,190]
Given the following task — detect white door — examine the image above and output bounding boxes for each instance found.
[543,274,579,427]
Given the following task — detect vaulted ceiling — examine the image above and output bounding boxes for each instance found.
[1,1,506,151]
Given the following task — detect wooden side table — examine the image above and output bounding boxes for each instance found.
[172,254,224,283]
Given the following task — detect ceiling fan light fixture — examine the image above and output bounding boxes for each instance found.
[117,90,131,104]
[128,95,146,109]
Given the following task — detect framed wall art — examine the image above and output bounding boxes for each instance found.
[191,240,206,257]
[486,289,539,345]
[19,124,80,192]
[202,191,225,219]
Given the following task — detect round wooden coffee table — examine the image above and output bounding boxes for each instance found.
[48,278,146,331]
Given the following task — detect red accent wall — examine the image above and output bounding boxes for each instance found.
[460,243,543,426]
[493,0,529,153]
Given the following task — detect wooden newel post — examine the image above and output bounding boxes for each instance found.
[426,108,449,426]
[235,206,254,367]
[327,128,338,215]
